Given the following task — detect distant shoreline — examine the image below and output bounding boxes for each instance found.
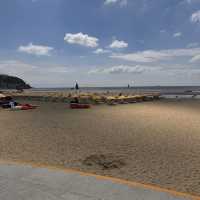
[2,85,200,95]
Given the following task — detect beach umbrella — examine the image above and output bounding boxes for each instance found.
[106,96,116,101]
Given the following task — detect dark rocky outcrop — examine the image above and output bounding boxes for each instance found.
[0,74,31,89]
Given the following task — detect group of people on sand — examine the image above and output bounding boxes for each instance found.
[0,94,15,108]
[0,93,37,111]
[0,82,89,110]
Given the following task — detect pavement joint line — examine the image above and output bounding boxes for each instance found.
[0,159,199,200]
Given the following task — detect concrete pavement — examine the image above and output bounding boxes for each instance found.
[0,162,198,200]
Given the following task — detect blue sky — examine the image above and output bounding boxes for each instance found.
[0,0,200,87]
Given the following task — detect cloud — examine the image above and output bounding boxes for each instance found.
[186,0,200,4]
[160,29,167,33]
[109,40,128,49]
[191,10,200,23]
[89,65,150,75]
[190,54,200,62]
[158,64,195,71]
[0,60,73,87]
[173,32,182,37]
[104,0,127,7]
[111,48,200,63]
[0,60,37,75]
[18,43,53,56]
[93,48,111,54]
[0,60,71,75]
[104,0,118,4]
[64,32,99,48]
[187,42,199,48]
[88,62,200,76]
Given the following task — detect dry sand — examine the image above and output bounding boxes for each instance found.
[1,99,200,195]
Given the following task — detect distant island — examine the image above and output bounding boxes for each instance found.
[0,74,31,89]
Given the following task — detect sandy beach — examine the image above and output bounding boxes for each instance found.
[1,99,200,195]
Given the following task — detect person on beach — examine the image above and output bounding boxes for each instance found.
[74,82,79,95]
[71,82,79,103]
[70,97,79,104]
[9,101,15,109]
[75,82,79,90]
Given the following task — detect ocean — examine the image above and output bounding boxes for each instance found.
[30,86,200,98]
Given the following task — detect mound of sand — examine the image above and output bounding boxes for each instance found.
[83,154,125,170]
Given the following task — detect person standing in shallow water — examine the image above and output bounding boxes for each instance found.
[74,82,79,103]
[70,82,80,104]
[74,82,79,95]
[75,82,79,90]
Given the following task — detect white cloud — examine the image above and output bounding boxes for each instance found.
[0,60,37,74]
[89,65,150,75]
[18,43,53,56]
[0,60,71,75]
[106,65,147,74]
[88,63,200,76]
[104,0,127,7]
[111,48,200,63]
[186,0,200,4]
[2,60,200,86]
[64,32,99,48]
[191,10,200,23]
[173,32,182,37]
[93,48,111,54]
[187,42,199,48]
[0,60,74,87]
[109,40,128,49]
[160,29,167,33]
[190,54,200,62]
[104,0,118,4]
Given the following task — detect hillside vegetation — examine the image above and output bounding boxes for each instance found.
[0,75,31,89]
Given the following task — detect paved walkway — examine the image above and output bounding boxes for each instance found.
[0,162,198,200]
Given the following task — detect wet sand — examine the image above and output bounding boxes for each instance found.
[1,99,200,195]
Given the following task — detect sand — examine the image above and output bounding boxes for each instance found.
[1,99,200,195]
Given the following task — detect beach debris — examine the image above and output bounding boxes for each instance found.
[83,154,125,170]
